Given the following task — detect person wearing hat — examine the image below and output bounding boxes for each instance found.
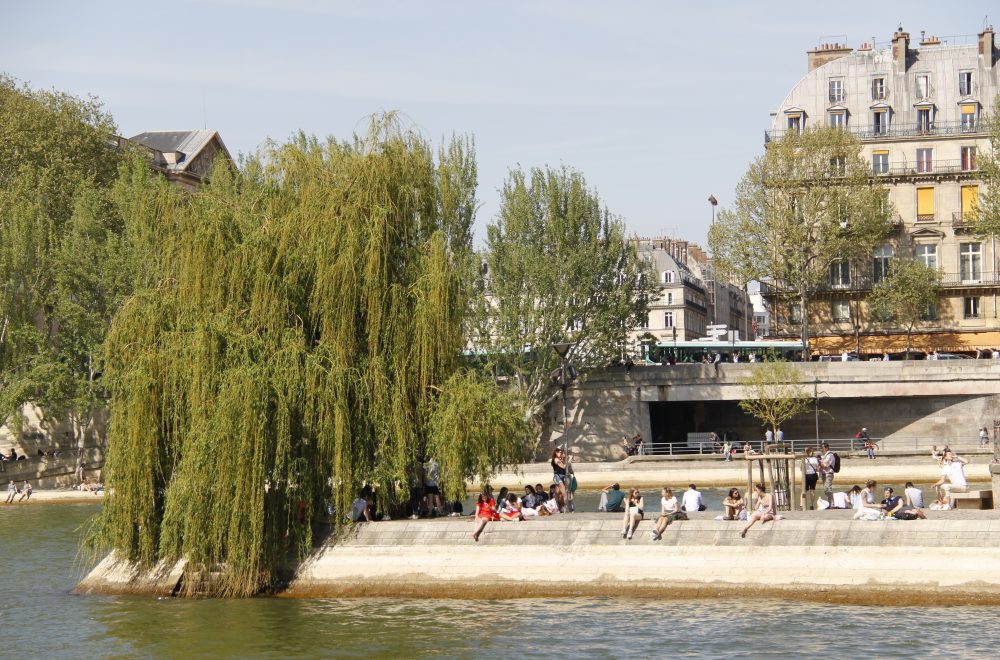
[599,482,625,512]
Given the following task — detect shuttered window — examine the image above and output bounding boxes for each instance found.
[916,188,934,219]
[962,185,979,216]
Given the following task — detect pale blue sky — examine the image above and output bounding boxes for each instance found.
[2,1,996,245]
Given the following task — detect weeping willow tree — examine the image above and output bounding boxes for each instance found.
[93,116,529,596]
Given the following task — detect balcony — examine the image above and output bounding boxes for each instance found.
[762,271,1000,296]
[766,120,988,144]
[952,212,978,231]
[872,159,978,178]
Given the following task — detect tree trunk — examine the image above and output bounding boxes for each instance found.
[799,291,809,361]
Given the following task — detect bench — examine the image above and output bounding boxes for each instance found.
[951,490,994,510]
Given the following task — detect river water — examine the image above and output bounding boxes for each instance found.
[2,502,998,658]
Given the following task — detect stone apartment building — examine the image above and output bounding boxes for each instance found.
[764,26,1000,354]
[629,237,752,350]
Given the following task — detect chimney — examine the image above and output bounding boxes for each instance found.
[980,26,995,65]
[806,42,853,73]
[892,28,910,71]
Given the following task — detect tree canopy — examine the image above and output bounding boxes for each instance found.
[974,95,1000,238]
[708,127,891,357]
[738,361,812,438]
[0,75,126,446]
[469,166,652,425]
[93,118,529,596]
[866,259,940,357]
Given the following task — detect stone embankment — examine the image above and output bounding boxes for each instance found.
[484,452,995,490]
[79,510,1000,604]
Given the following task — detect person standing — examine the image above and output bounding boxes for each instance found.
[776,427,785,445]
[764,428,774,445]
[722,437,733,462]
[423,457,442,517]
[857,428,874,459]
[819,442,836,505]
[980,427,990,448]
[802,447,820,510]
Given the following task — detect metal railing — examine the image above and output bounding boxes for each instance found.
[873,159,978,177]
[638,436,993,457]
[766,120,988,144]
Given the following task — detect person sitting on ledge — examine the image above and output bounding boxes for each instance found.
[681,484,706,513]
[831,489,851,509]
[497,489,524,522]
[649,487,685,540]
[621,489,644,540]
[740,483,774,538]
[722,488,744,520]
[853,480,882,520]
[522,485,538,510]
[599,483,626,512]
[349,487,372,522]
[472,489,500,541]
[881,486,926,520]
[17,480,32,502]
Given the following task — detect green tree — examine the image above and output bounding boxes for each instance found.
[738,361,812,439]
[974,95,1000,238]
[0,75,126,452]
[470,166,653,426]
[709,127,891,358]
[866,259,940,358]
[93,117,529,596]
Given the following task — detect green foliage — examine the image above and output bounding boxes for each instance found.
[709,127,891,356]
[866,259,940,356]
[94,116,526,596]
[0,75,125,438]
[974,94,1000,238]
[738,361,812,437]
[427,370,531,502]
[470,166,653,422]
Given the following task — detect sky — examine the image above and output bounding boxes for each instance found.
[2,1,997,246]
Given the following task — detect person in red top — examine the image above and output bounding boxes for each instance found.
[472,489,499,541]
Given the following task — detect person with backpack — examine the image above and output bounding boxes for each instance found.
[819,441,838,505]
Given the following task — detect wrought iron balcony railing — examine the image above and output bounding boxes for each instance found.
[766,120,988,143]
[873,159,978,177]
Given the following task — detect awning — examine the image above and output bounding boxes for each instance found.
[810,331,1000,356]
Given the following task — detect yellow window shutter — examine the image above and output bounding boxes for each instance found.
[961,103,976,114]
[873,150,889,155]
[917,188,934,216]
[962,185,979,215]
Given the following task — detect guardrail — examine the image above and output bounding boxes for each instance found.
[639,436,992,456]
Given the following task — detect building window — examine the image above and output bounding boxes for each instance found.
[961,185,979,220]
[789,305,802,324]
[639,313,649,330]
[917,108,932,133]
[964,296,981,319]
[915,74,930,99]
[871,77,886,100]
[787,114,802,133]
[829,155,846,176]
[872,110,888,136]
[665,292,674,305]
[959,71,973,96]
[662,271,673,283]
[828,111,846,129]
[829,259,850,287]
[872,245,893,284]
[829,79,845,103]
[664,312,674,328]
[960,243,982,282]
[880,191,891,219]
[916,187,934,221]
[916,148,933,173]
[922,302,938,321]
[917,244,937,270]
[961,103,977,132]
[832,301,851,322]
[872,152,888,175]
[961,146,977,171]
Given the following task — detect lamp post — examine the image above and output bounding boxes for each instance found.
[708,195,718,225]
[552,341,575,512]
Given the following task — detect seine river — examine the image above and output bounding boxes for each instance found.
[3,502,999,658]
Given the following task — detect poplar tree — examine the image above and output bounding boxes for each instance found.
[709,128,891,358]
[470,166,652,427]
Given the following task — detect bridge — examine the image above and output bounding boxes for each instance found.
[545,361,1000,460]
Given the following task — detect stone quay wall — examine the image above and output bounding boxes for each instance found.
[79,511,1000,604]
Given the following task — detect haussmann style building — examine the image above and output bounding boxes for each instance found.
[764,26,1000,356]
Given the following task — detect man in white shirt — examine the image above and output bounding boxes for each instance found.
[904,481,924,508]
[931,450,969,504]
[831,490,851,509]
[681,484,706,512]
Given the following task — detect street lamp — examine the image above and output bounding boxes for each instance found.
[708,195,718,225]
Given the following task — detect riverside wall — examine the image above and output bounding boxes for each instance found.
[78,511,1000,604]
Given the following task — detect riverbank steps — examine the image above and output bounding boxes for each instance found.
[79,510,1000,605]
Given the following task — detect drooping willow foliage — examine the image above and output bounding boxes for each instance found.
[93,116,530,596]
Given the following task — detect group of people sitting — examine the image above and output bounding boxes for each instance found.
[4,479,32,503]
[472,483,569,541]
[846,480,927,520]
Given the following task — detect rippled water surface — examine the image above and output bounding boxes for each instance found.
[1,503,997,658]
